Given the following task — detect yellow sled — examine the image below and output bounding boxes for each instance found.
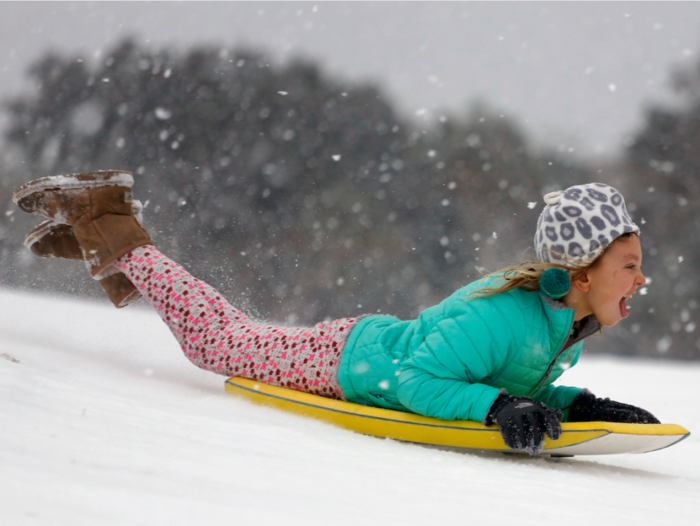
[225,377,690,456]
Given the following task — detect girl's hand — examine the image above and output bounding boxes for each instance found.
[484,394,563,455]
[568,389,660,424]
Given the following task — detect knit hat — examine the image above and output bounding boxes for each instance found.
[534,183,640,266]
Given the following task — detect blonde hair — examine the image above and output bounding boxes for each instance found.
[471,232,637,299]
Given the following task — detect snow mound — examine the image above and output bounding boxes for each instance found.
[1,288,698,525]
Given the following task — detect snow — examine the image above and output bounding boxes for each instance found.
[1,287,699,525]
[154,107,172,120]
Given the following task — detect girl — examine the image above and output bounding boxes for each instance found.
[13,172,659,455]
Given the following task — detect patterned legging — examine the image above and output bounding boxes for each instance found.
[115,246,358,400]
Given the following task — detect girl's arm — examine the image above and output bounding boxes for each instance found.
[396,314,511,422]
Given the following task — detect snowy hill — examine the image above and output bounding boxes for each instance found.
[1,288,699,525]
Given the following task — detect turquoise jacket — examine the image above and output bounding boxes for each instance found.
[337,275,599,423]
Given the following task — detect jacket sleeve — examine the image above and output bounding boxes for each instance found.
[535,384,584,421]
[395,304,514,423]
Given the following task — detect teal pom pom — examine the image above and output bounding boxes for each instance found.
[540,267,570,299]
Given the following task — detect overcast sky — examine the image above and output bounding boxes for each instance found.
[1,1,700,157]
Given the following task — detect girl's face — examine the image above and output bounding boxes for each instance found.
[571,235,646,326]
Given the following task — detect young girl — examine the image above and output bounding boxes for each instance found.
[13,172,659,455]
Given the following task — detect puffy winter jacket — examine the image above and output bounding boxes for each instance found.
[337,275,599,423]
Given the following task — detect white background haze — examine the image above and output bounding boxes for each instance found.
[1,2,700,156]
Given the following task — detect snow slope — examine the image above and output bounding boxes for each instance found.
[1,288,699,526]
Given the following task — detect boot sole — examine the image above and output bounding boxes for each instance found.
[13,170,134,213]
[24,219,64,252]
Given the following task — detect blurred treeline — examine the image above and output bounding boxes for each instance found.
[1,38,699,360]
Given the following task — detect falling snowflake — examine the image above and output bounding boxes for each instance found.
[155,107,172,120]
[656,336,672,354]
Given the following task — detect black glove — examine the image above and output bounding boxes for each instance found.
[568,389,660,424]
[484,394,563,455]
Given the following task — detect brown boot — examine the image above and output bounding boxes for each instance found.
[25,220,142,308]
[24,220,82,260]
[13,170,152,279]
[99,273,142,308]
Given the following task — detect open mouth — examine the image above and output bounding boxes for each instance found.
[620,294,632,318]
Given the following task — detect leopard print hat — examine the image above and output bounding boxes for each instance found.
[534,183,640,266]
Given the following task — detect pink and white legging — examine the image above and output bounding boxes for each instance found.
[114,246,359,400]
